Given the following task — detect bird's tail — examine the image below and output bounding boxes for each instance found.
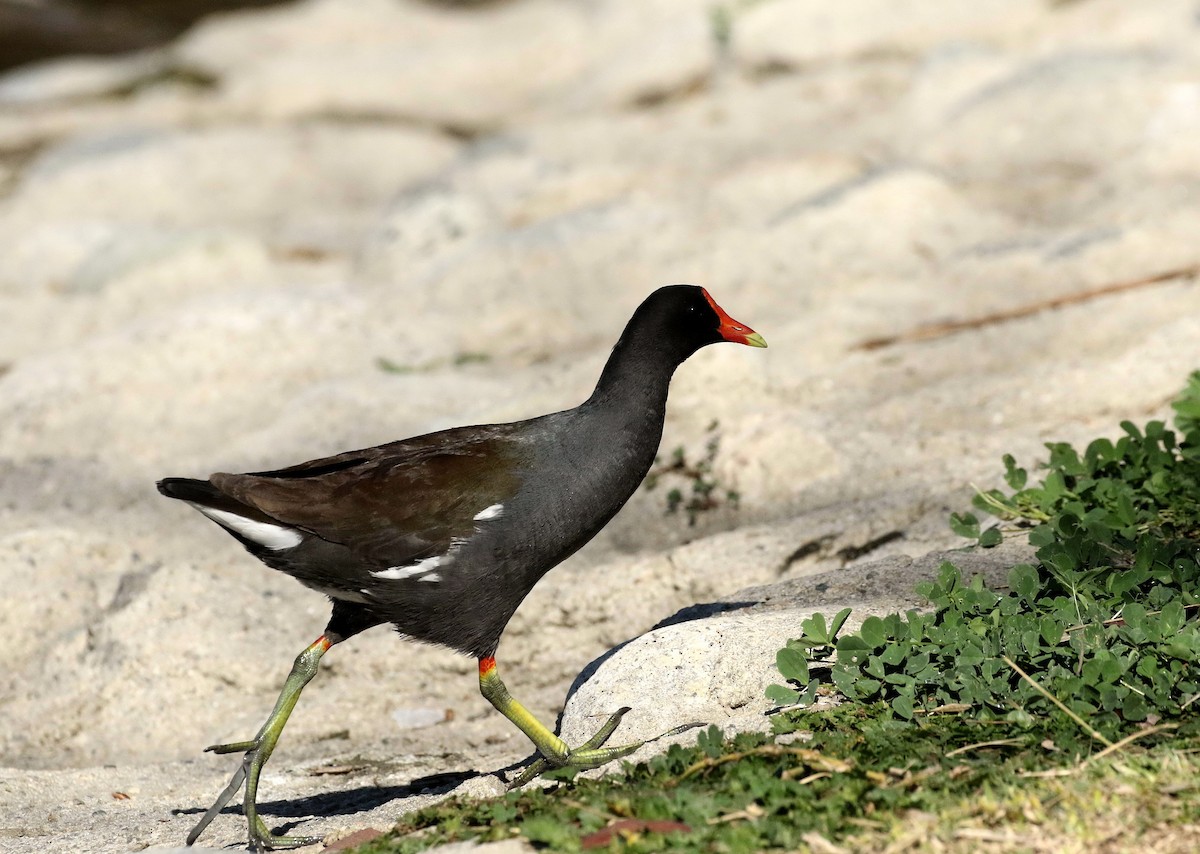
[156,476,224,504]
[156,477,259,518]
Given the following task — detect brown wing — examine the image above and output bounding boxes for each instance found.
[209,425,523,570]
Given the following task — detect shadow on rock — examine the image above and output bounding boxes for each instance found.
[171,768,479,822]
[555,598,762,731]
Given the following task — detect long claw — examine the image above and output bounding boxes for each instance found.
[577,707,632,751]
[186,761,248,846]
[657,721,706,740]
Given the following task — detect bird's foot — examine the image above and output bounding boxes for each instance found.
[187,739,321,851]
[507,709,704,789]
[186,637,330,850]
[245,814,322,853]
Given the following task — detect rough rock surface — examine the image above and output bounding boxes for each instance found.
[559,538,1035,753]
[2,0,1199,851]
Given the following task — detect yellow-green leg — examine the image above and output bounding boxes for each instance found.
[187,635,333,851]
[478,656,702,788]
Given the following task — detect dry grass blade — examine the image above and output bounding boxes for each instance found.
[1001,655,1113,747]
[915,702,972,716]
[801,831,850,854]
[1083,723,1180,766]
[944,737,1025,757]
[953,827,1038,843]
[673,745,851,783]
[855,266,1199,351]
[706,803,765,825]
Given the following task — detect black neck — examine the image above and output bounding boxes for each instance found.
[583,329,684,429]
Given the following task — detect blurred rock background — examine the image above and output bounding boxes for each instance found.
[1,1,1199,850]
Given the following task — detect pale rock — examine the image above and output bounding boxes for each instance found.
[356,182,503,290]
[1,124,459,250]
[177,0,720,128]
[0,230,284,364]
[0,50,167,105]
[1032,0,1200,54]
[1,223,273,296]
[569,5,715,109]
[899,45,1020,144]
[1,218,128,295]
[734,0,1043,69]
[174,0,590,128]
[719,412,842,512]
[1139,82,1200,180]
[767,168,1012,282]
[707,153,865,227]
[916,50,1183,220]
[0,81,218,152]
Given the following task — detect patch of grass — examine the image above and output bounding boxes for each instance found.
[769,371,1200,742]
[354,707,1200,852]
[350,372,1200,852]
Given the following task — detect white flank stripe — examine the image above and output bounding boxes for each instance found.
[371,555,442,580]
[420,572,441,583]
[297,579,371,604]
[473,503,504,521]
[190,503,303,550]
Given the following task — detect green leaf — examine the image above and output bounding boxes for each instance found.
[855,677,882,697]
[937,562,962,591]
[828,607,853,640]
[1122,691,1149,722]
[859,616,888,649]
[521,815,579,847]
[776,647,809,684]
[1003,454,1028,490]
[830,667,859,699]
[1039,617,1064,647]
[1042,470,1069,503]
[1009,564,1041,600]
[949,512,980,539]
[1028,524,1056,547]
[978,527,1003,548]
[765,683,801,705]
[697,724,724,758]
[1161,601,1186,634]
[796,678,819,706]
[890,694,915,719]
[802,612,829,645]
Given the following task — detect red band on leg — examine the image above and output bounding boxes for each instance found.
[479,656,497,677]
[312,635,333,653]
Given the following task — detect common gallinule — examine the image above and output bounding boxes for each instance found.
[159,285,765,850]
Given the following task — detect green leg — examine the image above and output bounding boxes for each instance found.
[478,656,703,789]
[187,635,333,851]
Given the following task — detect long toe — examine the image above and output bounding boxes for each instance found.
[576,707,632,751]
[206,739,260,754]
[507,710,662,789]
[506,757,550,789]
[249,821,322,852]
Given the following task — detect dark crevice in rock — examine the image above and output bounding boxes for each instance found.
[836,530,904,564]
